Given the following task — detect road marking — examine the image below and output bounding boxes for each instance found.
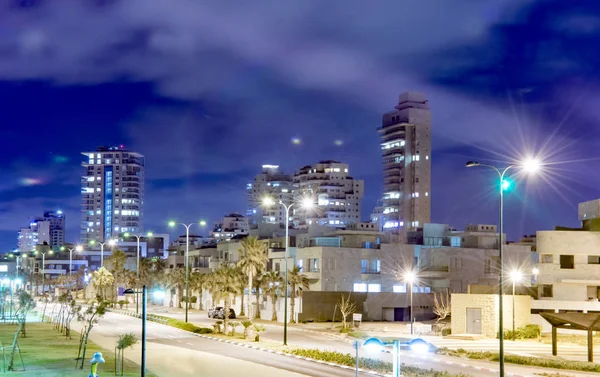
[176,340,183,343]
[186,342,194,346]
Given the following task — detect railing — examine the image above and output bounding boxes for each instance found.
[106,308,169,325]
[361,269,381,274]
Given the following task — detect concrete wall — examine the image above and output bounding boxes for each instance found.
[452,294,531,338]
[298,291,367,322]
[364,292,435,321]
[537,230,600,301]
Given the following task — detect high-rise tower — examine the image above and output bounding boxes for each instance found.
[372,92,431,238]
[81,146,144,244]
[246,165,294,226]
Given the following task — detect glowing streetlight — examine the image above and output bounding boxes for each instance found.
[168,220,207,322]
[262,195,314,345]
[124,231,154,314]
[466,158,541,377]
[510,270,522,341]
[404,270,417,335]
[36,249,53,296]
[65,245,83,294]
[90,239,117,269]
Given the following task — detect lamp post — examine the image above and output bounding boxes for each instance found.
[263,196,314,346]
[124,287,166,377]
[362,337,430,377]
[34,250,53,296]
[66,245,83,295]
[404,270,416,335]
[510,270,522,341]
[466,158,540,377]
[168,221,206,323]
[124,232,154,315]
[89,239,116,269]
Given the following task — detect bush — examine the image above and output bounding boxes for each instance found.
[117,300,128,309]
[165,317,213,334]
[288,348,470,376]
[441,328,452,336]
[503,324,541,340]
[190,296,198,304]
[339,327,353,334]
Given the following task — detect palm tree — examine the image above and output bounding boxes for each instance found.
[237,237,268,319]
[287,266,310,323]
[190,272,207,310]
[138,257,153,287]
[165,268,185,307]
[92,267,114,300]
[212,265,242,331]
[263,271,283,321]
[107,249,127,301]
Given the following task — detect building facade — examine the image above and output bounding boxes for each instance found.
[293,161,364,228]
[211,213,249,241]
[373,92,431,239]
[18,210,66,252]
[246,165,294,226]
[81,146,144,244]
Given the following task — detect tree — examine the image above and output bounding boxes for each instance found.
[92,267,114,300]
[433,291,451,322]
[253,273,266,318]
[263,271,283,321]
[165,268,185,308]
[287,266,310,323]
[190,272,207,310]
[116,333,138,375]
[77,300,107,369]
[107,249,127,301]
[337,293,357,329]
[237,237,268,319]
[8,292,35,371]
[212,265,242,331]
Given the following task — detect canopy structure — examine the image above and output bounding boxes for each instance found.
[540,312,600,362]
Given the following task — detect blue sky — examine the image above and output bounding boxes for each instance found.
[0,0,599,249]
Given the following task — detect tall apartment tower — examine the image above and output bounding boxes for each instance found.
[246,165,294,226]
[373,92,431,237]
[43,210,66,248]
[81,146,144,244]
[293,160,364,228]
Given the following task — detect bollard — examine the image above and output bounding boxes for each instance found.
[88,352,105,377]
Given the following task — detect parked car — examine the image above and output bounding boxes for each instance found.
[208,306,223,318]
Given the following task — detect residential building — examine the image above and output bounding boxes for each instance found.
[116,233,170,260]
[81,146,144,244]
[373,92,431,240]
[246,165,294,226]
[17,210,66,252]
[211,213,249,241]
[293,161,364,228]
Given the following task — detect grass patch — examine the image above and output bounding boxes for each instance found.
[288,348,471,376]
[150,314,213,334]
[437,347,600,373]
[539,333,600,347]
[0,322,154,377]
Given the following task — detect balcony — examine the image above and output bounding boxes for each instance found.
[361,269,381,275]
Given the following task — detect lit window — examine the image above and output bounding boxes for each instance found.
[344,168,348,173]
[88,222,93,226]
[368,284,381,292]
[96,210,101,214]
[87,177,95,182]
[425,192,429,196]
[353,283,367,292]
[96,154,101,158]
[333,168,340,172]
[96,160,101,164]
[425,155,429,160]
[96,188,101,192]
[114,226,119,231]
[393,284,407,293]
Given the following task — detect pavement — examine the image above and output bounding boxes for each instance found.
[141,305,600,377]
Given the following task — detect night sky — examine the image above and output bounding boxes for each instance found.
[1,0,599,250]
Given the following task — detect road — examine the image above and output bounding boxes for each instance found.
[140,305,599,377]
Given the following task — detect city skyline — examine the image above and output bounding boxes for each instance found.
[1,0,598,250]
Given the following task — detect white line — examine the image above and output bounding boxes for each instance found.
[186,342,194,346]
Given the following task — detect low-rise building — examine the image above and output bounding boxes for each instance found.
[211,213,249,241]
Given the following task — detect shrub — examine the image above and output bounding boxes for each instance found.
[117,300,128,309]
[253,324,265,342]
[190,296,198,304]
[441,328,452,336]
[213,320,223,334]
[165,317,213,334]
[241,320,253,339]
[503,324,541,340]
[339,327,353,334]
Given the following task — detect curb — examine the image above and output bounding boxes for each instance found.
[111,311,536,377]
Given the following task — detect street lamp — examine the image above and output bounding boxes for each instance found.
[509,270,522,341]
[466,157,540,377]
[64,245,83,294]
[124,232,154,314]
[34,250,53,296]
[168,221,206,323]
[89,239,116,268]
[362,337,430,377]
[262,195,314,346]
[124,287,166,377]
[404,270,417,335]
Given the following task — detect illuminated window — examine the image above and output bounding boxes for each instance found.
[87,177,95,182]
[393,284,407,293]
[368,284,381,292]
[353,283,367,292]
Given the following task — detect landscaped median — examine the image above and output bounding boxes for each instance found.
[436,348,600,373]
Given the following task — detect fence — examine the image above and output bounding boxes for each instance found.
[106,308,169,325]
